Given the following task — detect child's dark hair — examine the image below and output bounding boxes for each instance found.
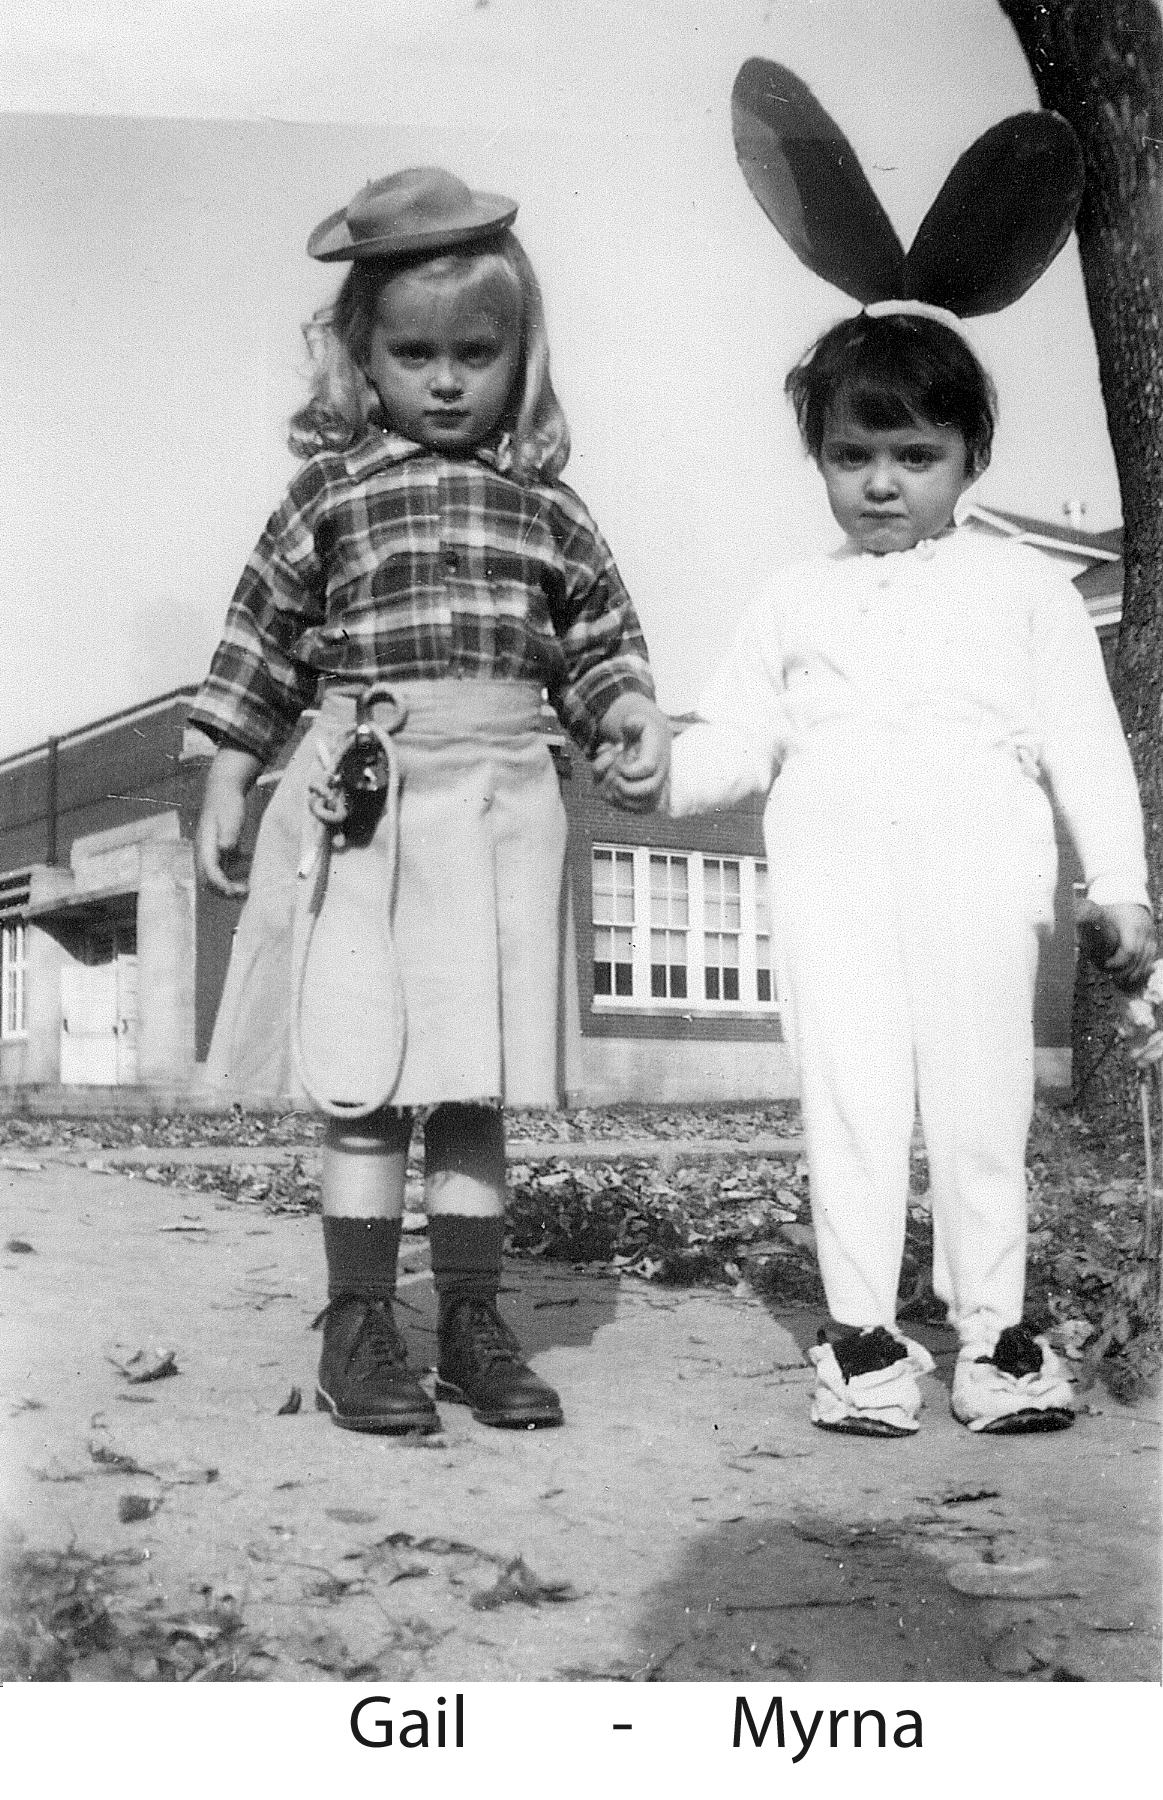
[785,313,996,474]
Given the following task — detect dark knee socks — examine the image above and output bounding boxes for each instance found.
[322,1215,402,1301]
[424,1104,505,1311]
[428,1215,504,1309]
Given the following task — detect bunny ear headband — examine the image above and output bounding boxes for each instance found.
[731,58,1085,320]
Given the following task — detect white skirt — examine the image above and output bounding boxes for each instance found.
[203,681,580,1110]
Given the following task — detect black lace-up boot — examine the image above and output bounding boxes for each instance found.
[315,1296,439,1433]
[435,1293,564,1428]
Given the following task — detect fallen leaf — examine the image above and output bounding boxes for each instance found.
[108,1346,179,1384]
[470,1556,579,1611]
[118,1494,158,1523]
[89,1441,156,1477]
[5,1239,35,1254]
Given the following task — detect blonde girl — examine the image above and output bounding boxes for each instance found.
[192,168,669,1435]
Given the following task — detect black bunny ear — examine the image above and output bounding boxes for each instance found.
[904,113,1085,316]
[731,59,906,305]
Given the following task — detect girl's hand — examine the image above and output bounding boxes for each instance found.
[593,695,671,813]
[196,746,264,896]
[1089,902,1157,994]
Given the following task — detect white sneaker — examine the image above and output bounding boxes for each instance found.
[808,1326,936,1437]
[951,1325,1075,1434]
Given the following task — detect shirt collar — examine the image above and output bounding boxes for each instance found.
[342,428,509,480]
[833,522,961,565]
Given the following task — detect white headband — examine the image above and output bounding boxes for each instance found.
[863,298,967,333]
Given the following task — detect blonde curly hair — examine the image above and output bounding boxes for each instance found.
[288,232,570,482]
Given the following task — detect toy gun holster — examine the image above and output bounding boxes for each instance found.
[332,720,392,848]
[312,686,407,850]
[293,686,409,1117]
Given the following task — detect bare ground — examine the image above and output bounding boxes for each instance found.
[1,1125,1158,1685]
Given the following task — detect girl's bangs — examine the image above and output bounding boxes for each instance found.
[835,375,936,433]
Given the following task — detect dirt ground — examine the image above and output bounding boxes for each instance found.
[1,1149,1159,1685]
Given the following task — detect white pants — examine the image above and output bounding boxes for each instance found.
[767,724,1057,1342]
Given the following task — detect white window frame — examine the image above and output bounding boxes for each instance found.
[591,844,779,1017]
[591,846,636,999]
[754,859,775,1005]
[648,850,691,1001]
[1,920,28,1040]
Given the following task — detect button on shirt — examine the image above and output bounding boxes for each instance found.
[189,432,655,762]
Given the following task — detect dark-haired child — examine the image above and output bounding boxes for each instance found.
[664,309,1154,1436]
[191,169,669,1437]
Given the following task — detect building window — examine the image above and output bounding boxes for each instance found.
[650,853,689,998]
[592,848,635,997]
[1,922,26,1039]
[590,847,778,1014]
[703,858,741,1001]
[755,860,774,1003]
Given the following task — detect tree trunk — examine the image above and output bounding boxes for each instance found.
[999,0,1163,1127]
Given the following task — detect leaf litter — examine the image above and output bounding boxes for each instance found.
[0,1546,264,1681]
[4,1100,1157,1395]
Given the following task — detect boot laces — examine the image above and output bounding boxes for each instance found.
[452,1297,523,1371]
[330,1297,408,1375]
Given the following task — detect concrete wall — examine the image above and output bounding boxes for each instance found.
[574,1034,800,1106]
[136,838,197,1083]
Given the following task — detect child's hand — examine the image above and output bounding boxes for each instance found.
[1087,902,1157,994]
[593,695,671,813]
[196,746,263,897]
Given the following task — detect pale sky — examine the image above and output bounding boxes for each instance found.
[0,0,1122,758]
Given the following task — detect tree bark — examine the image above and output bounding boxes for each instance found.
[999,0,1163,1126]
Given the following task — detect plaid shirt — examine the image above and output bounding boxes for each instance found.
[189,432,655,762]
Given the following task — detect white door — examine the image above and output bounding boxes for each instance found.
[60,955,139,1084]
[115,954,139,1084]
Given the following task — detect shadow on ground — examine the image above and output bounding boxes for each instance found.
[616,1509,1029,1682]
[394,1260,622,1371]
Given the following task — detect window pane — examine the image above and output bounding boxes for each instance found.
[755,861,771,931]
[614,963,633,997]
[723,967,739,1001]
[757,968,772,1002]
[593,962,612,995]
[705,966,720,1000]
[671,965,687,999]
[651,965,666,998]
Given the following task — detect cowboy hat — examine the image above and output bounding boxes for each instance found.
[307,166,518,263]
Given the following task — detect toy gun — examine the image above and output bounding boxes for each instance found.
[311,687,406,850]
[330,718,392,848]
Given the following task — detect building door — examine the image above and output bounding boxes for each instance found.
[60,955,139,1084]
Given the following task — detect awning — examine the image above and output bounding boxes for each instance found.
[25,879,138,923]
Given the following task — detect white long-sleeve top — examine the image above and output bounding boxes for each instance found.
[668,528,1149,908]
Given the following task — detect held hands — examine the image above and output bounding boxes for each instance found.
[195,746,264,897]
[591,695,671,813]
